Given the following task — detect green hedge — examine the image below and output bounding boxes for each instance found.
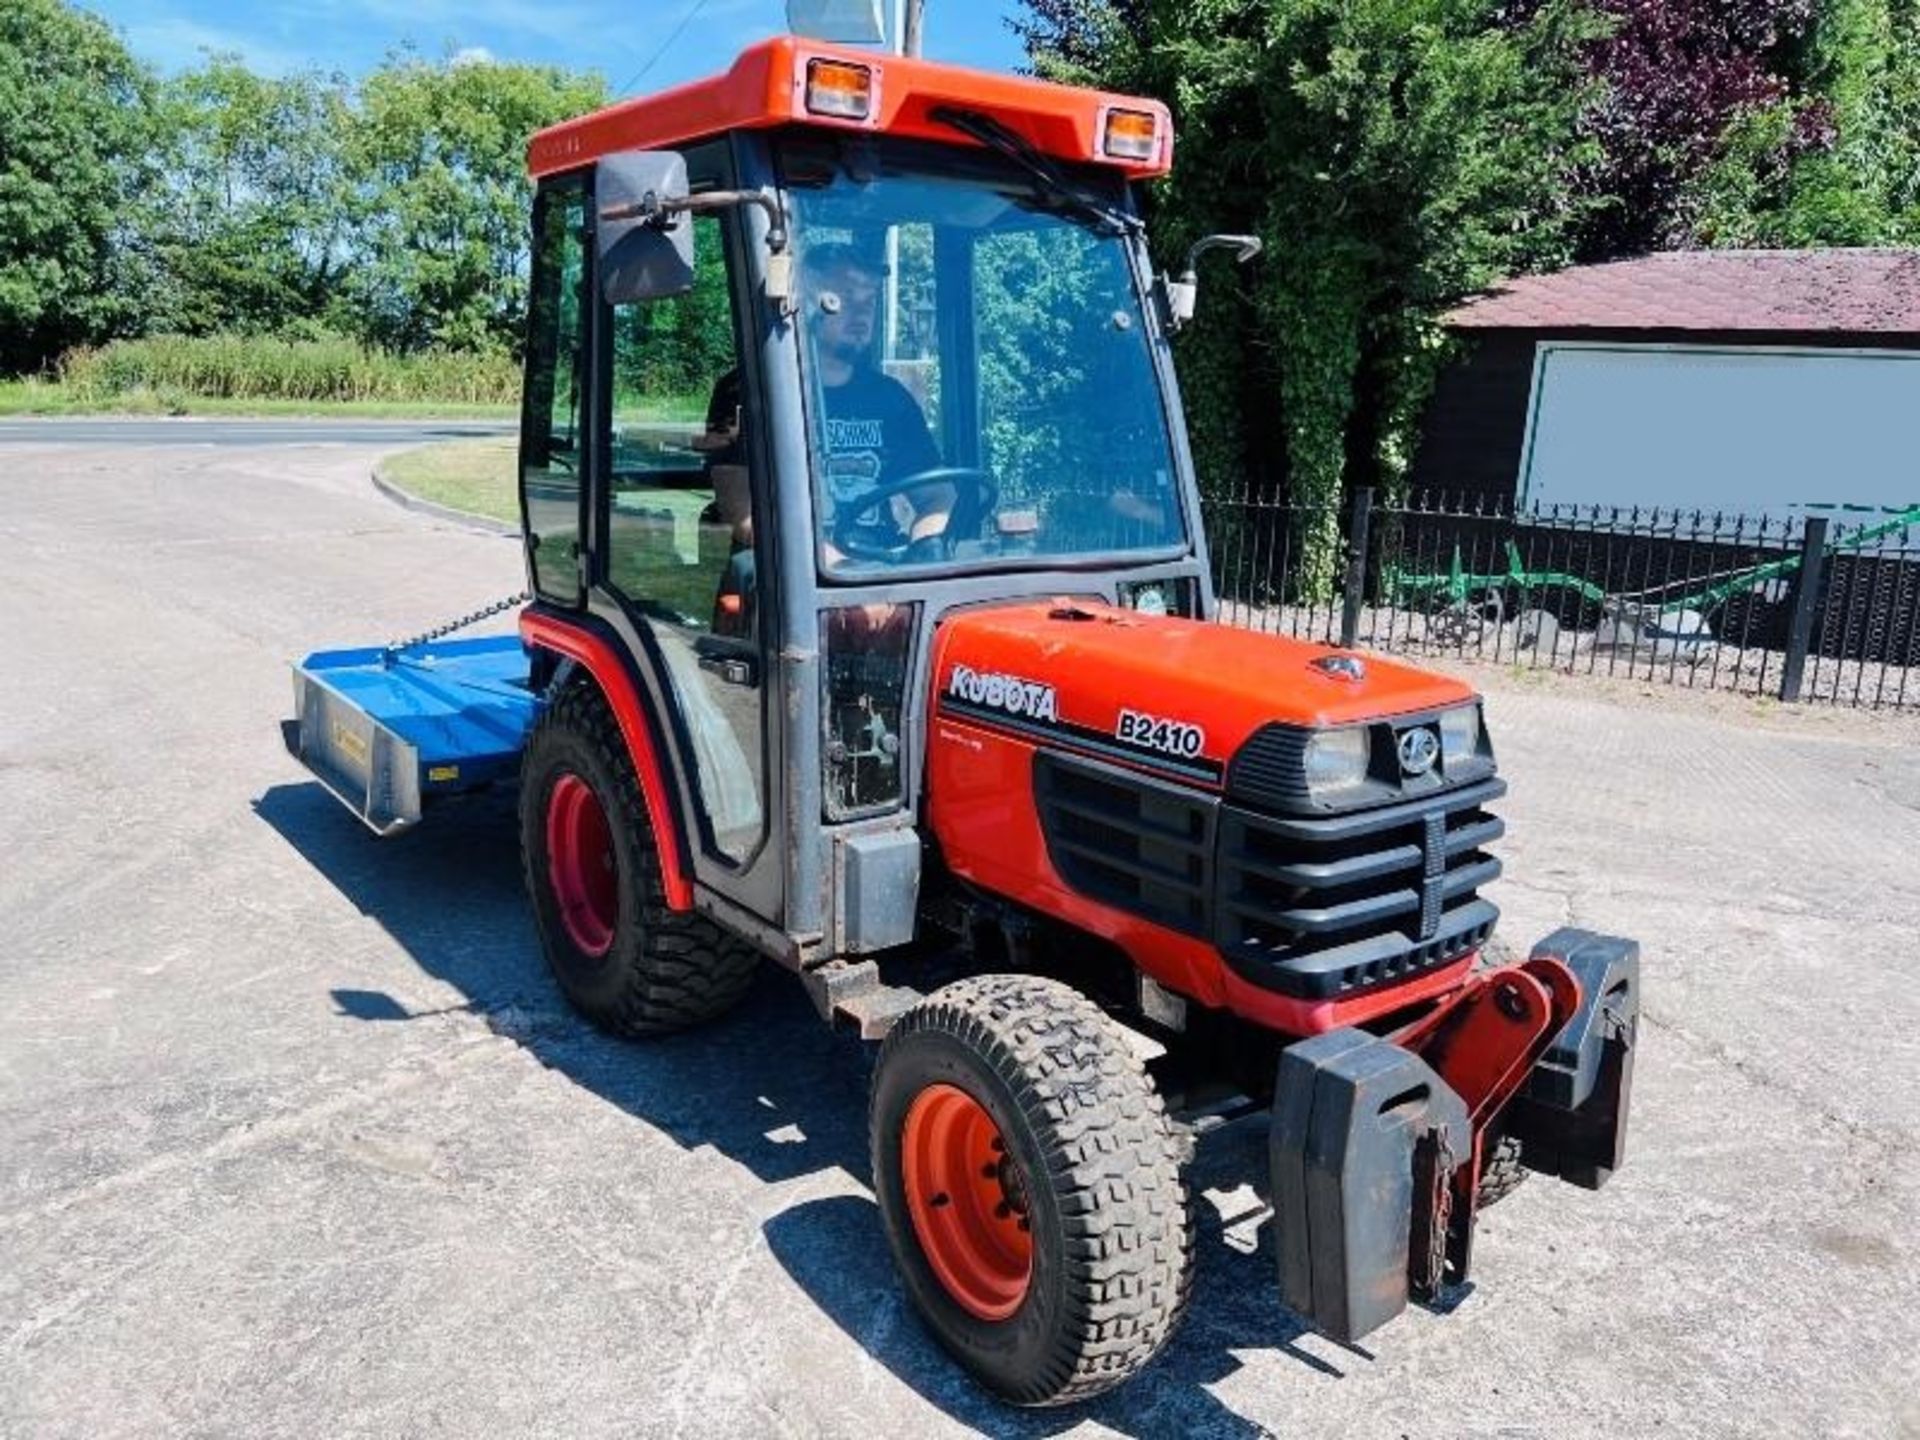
[59,334,522,405]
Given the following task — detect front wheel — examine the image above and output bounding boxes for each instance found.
[870,976,1192,1406]
[1477,1133,1529,1208]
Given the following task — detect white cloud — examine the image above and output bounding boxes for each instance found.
[120,15,307,75]
[450,45,496,65]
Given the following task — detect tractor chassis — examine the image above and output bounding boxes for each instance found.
[805,915,1639,1349]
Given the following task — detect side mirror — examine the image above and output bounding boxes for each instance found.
[1162,233,1262,330]
[596,151,695,304]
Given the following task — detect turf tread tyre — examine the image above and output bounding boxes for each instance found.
[1476,1133,1529,1208]
[520,681,756,1035]
[871,975,1191,1407]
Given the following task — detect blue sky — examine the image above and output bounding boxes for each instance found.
[85,0,1031,91]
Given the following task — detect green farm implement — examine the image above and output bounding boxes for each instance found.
[1382,503,1920,650]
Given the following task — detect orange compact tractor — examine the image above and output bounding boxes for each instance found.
[285,38,1638,1406]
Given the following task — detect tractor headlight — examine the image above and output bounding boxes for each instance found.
[1439,704,1481,766]
[1303,727,1371,800]
[1118,577,1195,618]
[1127,582,1169,617]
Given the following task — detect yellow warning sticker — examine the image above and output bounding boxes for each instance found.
[427,765,460,783]
[331,722,369,764]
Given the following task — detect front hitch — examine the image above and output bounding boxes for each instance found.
[1269,928,1640,1344]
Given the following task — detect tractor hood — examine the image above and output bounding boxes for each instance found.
[930,599,1475,786]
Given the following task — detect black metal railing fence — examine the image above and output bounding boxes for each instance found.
[1201,483,1920,710]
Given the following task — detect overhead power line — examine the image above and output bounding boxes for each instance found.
[614,0,713,97]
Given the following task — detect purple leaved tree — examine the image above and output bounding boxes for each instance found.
[1542,0,1828,254]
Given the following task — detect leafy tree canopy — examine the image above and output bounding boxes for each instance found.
[1022,0,1599,588]
[140,59,356,337]
[1,6,609,372]
[1693,0,1920,245]
[345,56,608,353]
[0,0,155,371]
[1018,0,1920,592]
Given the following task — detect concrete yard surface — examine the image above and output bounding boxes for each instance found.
[2,429,1916,1438]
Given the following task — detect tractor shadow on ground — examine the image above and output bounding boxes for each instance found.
[255,780,874,1190]
[761,1128,1372,1439]
[257,779,1374,1436]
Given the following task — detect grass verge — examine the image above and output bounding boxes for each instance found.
[377,438,520,524]
[0,379,516,420]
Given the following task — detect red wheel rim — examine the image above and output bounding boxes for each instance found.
[901,1083,1033,1321]
[545,773,617,957]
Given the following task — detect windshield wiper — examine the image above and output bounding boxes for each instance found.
[928,105,1142,237]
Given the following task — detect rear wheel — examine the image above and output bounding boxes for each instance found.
[870,975,1191,1407]
[520,682,756,1035]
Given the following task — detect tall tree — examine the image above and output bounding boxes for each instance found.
[144,60,355,336]
[1692,0,1920,245]
[0,0,155,372]
[344,54,608,353]
[1023,0,1596,592]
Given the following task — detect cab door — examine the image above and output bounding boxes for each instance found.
[590,143,781,914]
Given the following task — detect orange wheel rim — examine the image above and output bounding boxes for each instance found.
[546,773,616,957]
[900,1083,1033,1321]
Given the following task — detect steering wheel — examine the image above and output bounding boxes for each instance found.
[832,467,998,564]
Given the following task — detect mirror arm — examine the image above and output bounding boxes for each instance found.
[599,189,789,252]
[599,185,794,316]
[1183,232,1262,277]
[1162,232,1262,332]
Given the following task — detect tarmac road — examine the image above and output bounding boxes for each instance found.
[0,416,513,447]
[2,429,1917,1438]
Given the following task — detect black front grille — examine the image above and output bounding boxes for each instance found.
[1031,752,1505,1003]
[1215,778,1505,998]
[1034,754,1214,937]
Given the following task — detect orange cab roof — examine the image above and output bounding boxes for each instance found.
[527,35,1173,181]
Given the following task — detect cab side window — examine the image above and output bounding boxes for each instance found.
[604,212,751,635]
[520,179,588,605]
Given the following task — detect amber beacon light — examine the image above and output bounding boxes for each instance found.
[805,59,875,120]
[1100,107,1159,162]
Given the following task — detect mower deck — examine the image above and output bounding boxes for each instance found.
[283,634,538,835]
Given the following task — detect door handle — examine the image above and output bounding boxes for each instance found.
[697,648,759,687]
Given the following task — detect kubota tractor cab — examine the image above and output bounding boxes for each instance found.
[285,37,1639,1406]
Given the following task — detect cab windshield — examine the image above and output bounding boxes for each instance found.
[779,134,1186,578]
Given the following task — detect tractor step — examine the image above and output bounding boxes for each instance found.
[803,958,925,1040]
[833,981,925,1040]
[284,634,540,835]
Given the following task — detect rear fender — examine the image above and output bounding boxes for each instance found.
[520,609,695,912]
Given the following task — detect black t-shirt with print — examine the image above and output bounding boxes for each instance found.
[819,366,940,526]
